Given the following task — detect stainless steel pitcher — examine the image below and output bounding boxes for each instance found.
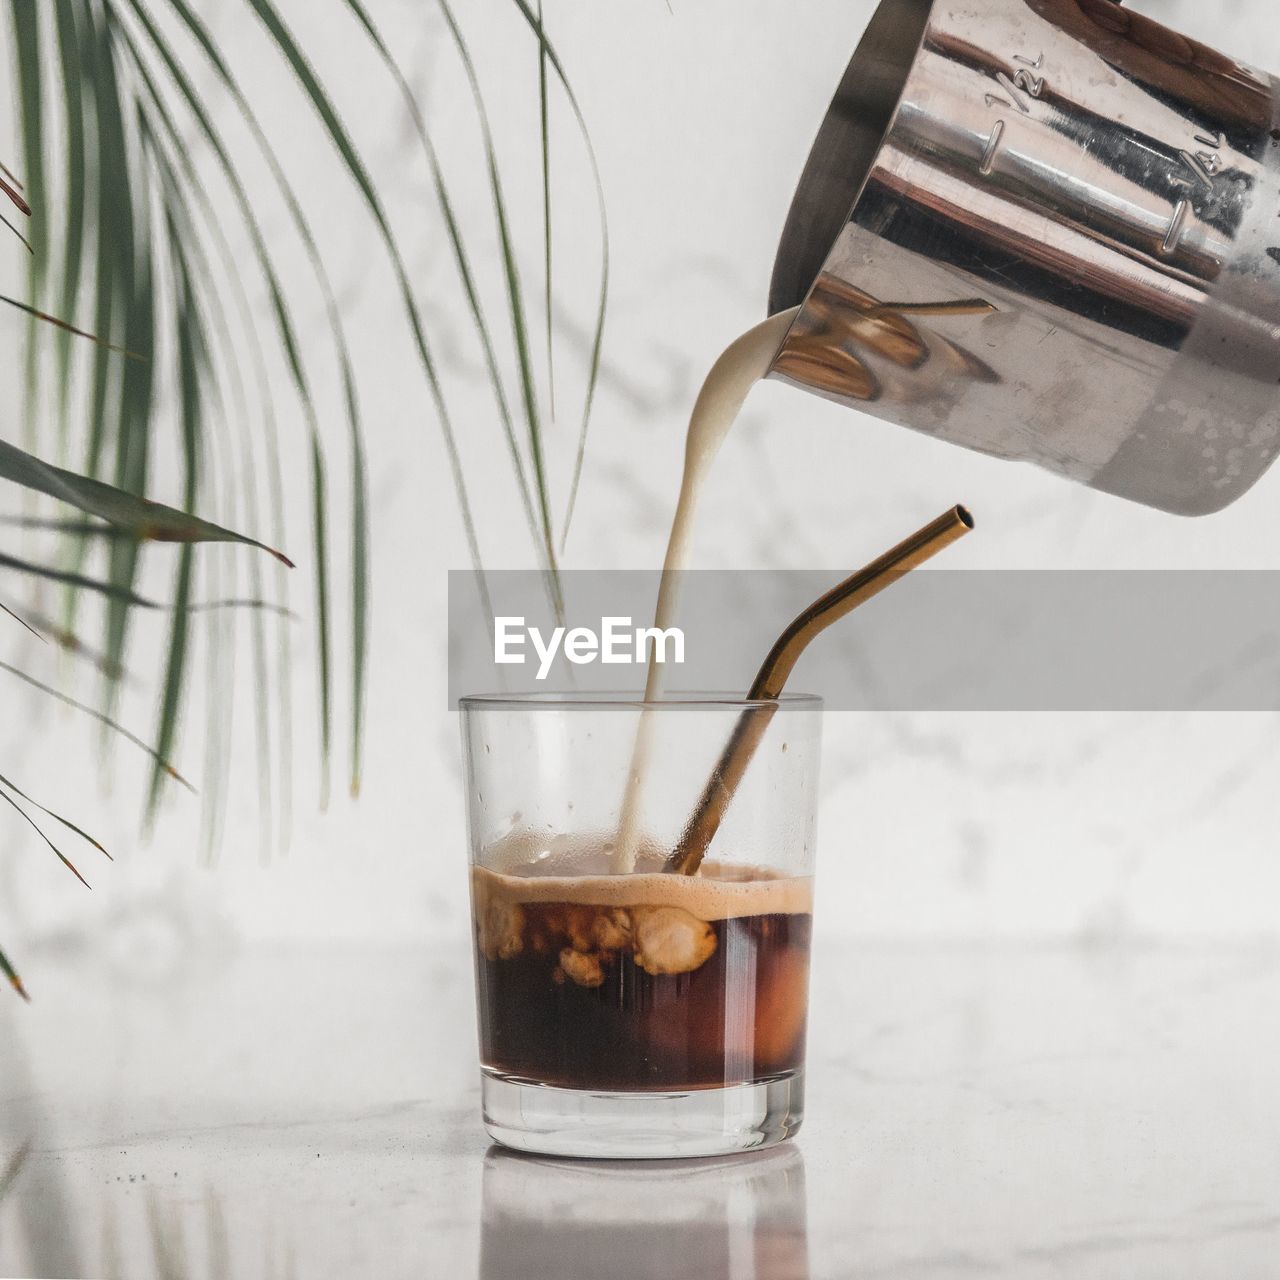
[768,0,1280,515]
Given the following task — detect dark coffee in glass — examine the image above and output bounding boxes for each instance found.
[472,847,813,1093]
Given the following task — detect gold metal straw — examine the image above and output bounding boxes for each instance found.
[663,505,974,877]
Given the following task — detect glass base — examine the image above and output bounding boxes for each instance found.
[480,1069,804,1159]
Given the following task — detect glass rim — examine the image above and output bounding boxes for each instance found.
[457,690,824,712]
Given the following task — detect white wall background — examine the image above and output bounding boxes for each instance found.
[4,0,1280,980]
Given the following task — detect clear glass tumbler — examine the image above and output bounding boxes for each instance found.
[459,692,821,1158]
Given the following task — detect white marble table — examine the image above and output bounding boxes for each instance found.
[2,941,1278,1278]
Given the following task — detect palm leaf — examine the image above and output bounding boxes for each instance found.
[339,0,582,754]
[1,514,133,535]
[9,1,45,439]
[3,603,131,680]
[70,1,123,612]
[439,1,561,614]
[101,52,153,721]
[2,0,610,931]
[8,5,41,265]
[0,770,109,858]
[0,437,291,562]
[0,659,194,792]
[0,548,290,615]
[240,0,491,613]
[537,0,554,420]
[139,113,277,847]
[0,951,27,1000]
[0,598,42,639]
[113,0,337,797]
[0,171,28,215]
[0,779,91,888]
[0,291,143,359]
[147,221,199,816]
[505,0,610,549]
[51,0,89,449]
[340,0,543,557]
[110,10,294,838]
[0,209,32,253]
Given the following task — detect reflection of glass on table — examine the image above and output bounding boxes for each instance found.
[479,1144,810,1280]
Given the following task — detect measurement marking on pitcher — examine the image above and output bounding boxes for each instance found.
[1161,129,1226,254]
[1178,132,1226,190]
[980,119,1006,174]
[988,52,1045,114]
[992,74,1031,113]
[1163,199,1192,254]
[981,52,1045,174]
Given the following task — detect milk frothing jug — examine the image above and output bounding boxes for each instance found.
[769,0,1280,514]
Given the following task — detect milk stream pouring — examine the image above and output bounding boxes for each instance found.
[613,309,799,872]
[768,0,1280,515]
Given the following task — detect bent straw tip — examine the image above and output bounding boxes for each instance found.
[670,502,976,876]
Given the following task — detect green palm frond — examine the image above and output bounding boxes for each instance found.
[1,0,610,994]
[504,0,611,549]
[0,769,111,859]
[0,437,290,560]
[0,778,92,888]
[0,949,28,1000]
[0,597,42,638]
[537,0,555,424]
[0,657,192,791]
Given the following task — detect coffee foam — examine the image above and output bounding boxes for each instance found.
[474,829,812,921]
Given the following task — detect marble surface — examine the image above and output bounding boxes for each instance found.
[3,941,1279,1278]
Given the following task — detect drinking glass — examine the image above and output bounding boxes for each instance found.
[459,692,821,1158]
